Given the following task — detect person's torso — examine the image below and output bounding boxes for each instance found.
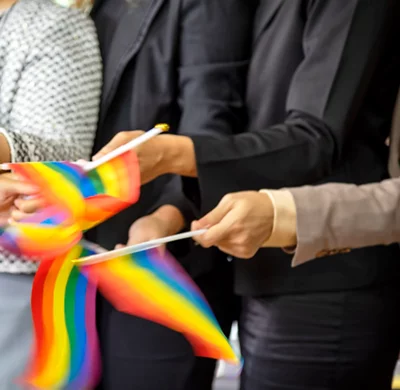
[236,0,400,296]
[89,0,229,277]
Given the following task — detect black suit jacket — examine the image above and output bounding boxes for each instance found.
[88,0,254,277]
[190,0,400,295]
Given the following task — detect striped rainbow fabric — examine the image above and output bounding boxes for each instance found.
[0,140,239,389]
[24,242,238,390]
[78,248,239,364]
[23,243,101,390]
[0,150,140,258]
[0,207,81,259]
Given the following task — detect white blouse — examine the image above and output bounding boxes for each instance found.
[0,0,102,273]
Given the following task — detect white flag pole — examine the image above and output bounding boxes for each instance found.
[83,123,169,172]
[72,229,208,265]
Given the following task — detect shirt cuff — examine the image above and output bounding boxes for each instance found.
[259,189,297,248]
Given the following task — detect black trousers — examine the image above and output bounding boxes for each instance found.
[185,261,241,390]
[239,282,400,390]
[95,259,239,390]
[95,301,194,390]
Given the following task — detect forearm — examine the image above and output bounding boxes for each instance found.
[0,133,11,163]
[289,177,400,266]
[161,135,198,178]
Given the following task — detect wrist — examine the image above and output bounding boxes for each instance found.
[159,135,196,177]
[259,189,297,248]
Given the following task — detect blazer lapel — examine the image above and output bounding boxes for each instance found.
[389,89,400,177]
[99,0,165,122]
[253,0,284,42]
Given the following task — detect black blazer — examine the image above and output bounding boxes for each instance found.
[190,0,400,295]
[88,0,254,277]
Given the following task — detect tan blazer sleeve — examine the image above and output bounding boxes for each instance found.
[289,177,400,267]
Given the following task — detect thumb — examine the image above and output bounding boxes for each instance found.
[194,199,232,229]
[196,210,237,248]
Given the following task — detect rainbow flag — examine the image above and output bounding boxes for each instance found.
[23,244,101,390]
[78,248,239,364]
[7,149,140,230]
[0,150,140,258]
[0,207,82,259]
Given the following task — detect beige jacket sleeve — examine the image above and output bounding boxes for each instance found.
[288,177,400,267]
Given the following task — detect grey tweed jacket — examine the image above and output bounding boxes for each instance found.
[0,0,102,273]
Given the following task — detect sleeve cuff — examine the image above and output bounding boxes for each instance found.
[259,189,297,248]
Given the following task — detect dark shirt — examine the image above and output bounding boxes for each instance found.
[191,0,400,295]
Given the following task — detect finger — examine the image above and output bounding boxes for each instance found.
[127,234,153,246]
[194,197,233,229]
[194,211,237,248]
[0,216,9,226]
[217,242,256,259]
[93,141,122,161]
[0,178,37,199]
[10,209,30,222]
[14,198,44,213]
[191,220,211,232]
[115,244,125,249]
[0,196,16,211]
[92,132,132,160]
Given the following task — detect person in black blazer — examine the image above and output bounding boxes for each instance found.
[88,1,254,389]
[95,1,400,389]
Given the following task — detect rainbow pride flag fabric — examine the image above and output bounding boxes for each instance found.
[7,150,140,230]
[0,150,140,258]
[78,248,238,364]
[0,142,238,389]
[23,243,101,390]
[24,242,238,390]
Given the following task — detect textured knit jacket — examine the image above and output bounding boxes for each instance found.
[0,0,102,273]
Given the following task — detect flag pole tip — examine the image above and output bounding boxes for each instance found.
[155,123,170,132]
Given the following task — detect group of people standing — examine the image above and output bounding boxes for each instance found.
[0,0,399,390]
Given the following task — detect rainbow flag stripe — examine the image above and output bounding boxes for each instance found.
[0,207,82,259]
[1,150,140,258]
[79,248,238,364]
[23,244,101,390]
[8,150,140,229]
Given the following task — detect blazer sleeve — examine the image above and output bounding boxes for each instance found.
[289,177,400,266]
[190,0,393,208]
[156,0,254,221]
[0,9,102,162]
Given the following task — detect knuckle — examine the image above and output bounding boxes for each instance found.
[200,237,213,248]
[222,193,234,204]
[117,131,129,140]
